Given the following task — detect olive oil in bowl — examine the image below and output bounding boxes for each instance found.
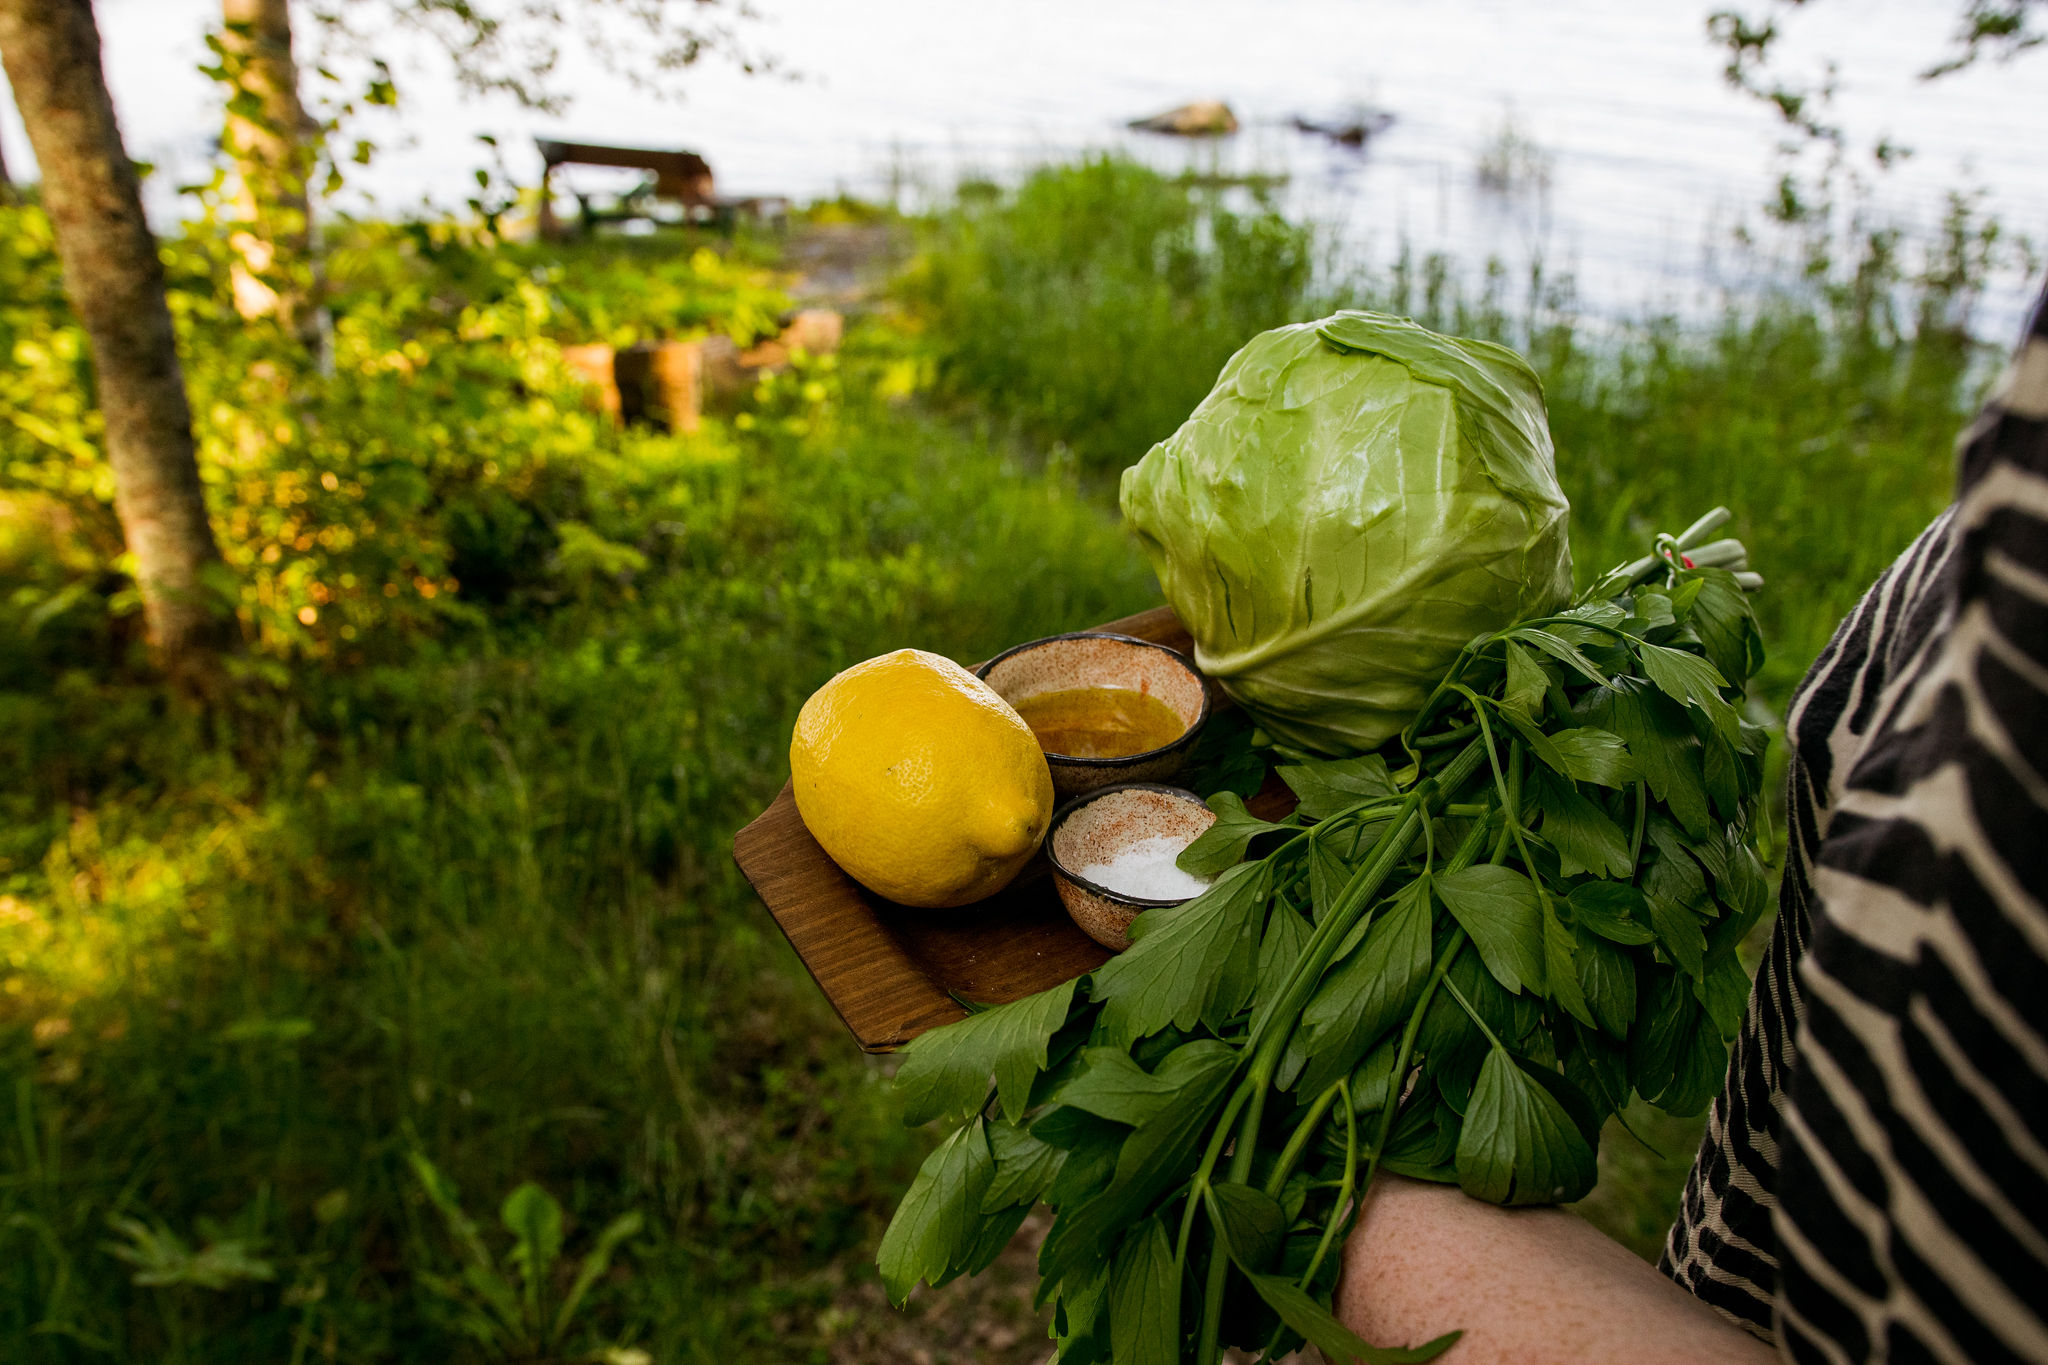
[977,631,1210,797]
[1013,686,1186,759]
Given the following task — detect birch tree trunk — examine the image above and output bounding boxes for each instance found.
[219,0,320,346]
[0,0,231,675]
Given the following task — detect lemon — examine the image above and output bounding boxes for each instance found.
[792,649,1054,908]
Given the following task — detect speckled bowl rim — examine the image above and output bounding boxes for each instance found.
[1045,781,1217,910]
[974,632,1212,767]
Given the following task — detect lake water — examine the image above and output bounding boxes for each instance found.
[6,0,2045,336]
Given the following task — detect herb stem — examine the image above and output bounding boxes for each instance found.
[1254,1075,1361,1363]
[1354,804,1496,1193]
[1199,1067,1273,1365]
[1441,974,1507,1052]
[1298,1077,1358,1290]
[1263,1078,1344,1199]
[1178,1079,1257,1265]
[1400,639,1482,753]
[1361,928,1467,1194]
[1415,720,1480,749]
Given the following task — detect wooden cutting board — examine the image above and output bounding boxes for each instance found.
[731,603,1293,1053]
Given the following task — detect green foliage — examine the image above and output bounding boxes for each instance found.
[1,207,791,667]
[105,1215,276,1291]
[407,1151,644,1358]
[902,156,1337,470]
[0,207,1155,1360]
[878,533,1773,1360]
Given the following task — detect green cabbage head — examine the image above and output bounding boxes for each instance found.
[1119,311,1573,756]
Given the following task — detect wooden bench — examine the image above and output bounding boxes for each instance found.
[535,137,789,237]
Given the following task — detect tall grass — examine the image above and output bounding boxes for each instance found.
[902,156,1337,471]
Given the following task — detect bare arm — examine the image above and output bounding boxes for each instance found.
[1335,1176,1778,1365]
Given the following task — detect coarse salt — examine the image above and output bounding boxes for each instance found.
[1077,835,1213,902]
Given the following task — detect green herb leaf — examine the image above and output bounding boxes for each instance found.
[1558,599,1629,629]
[1091,863,1267,1045]
[1295,876,1435,1095]
[1226,1248,1460,1363]
[1036,1045,1238,1292]
[1380,1093,1462,1183]
[1628,586,1677,634]
[895,978,1081,1127]
[1209,1182,1288,1269]
[1631,972,1727,1116]
[1643,823,1712,907]
[1307,836,1352,922]
[1588,680,1712,836]
[1542,899,1598,1030]
[1435,864,1544,996]
[1646,895,1708,979]
[1721,843,1771,924]
[1527,768,1632,879]
[1694,955,1752,1037]
[945,1202,1032,1284]
[1454,1049,1598,1205]
[1349,1031,1403,1115]
[1051,1260,1111,1360]
[1056,1041,1237,1128]
[1177,793,1291,875]
[1041,1116,1124,1206]
[1573,927,1637,1036]
[1278,754,1398,820]
[1637,642,1740,741]
[1252,900,1313,1033]
[985,1119,1066,1209]
[1186,710,1269,800]
[1108,1217,1181,1365]
[1562,1022,1630,1121]
[1498,709,1571,778]
[1503,640,1550,715]
[1548,727,1639,787]
[1565,882,1657,946]
[1510,627,1611,686]
[1684,569,1763,685]
[1420,949,1537,1085]
[877,1119,995,1304]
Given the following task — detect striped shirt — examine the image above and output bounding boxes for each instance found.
[1661,283,2048,1362]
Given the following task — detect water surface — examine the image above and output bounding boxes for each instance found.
[6,0,2043,333]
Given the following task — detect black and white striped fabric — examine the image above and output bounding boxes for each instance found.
[1662,281,2048,1363]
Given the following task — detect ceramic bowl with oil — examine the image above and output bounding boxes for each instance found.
[1046,783,1218,951]
[976,632,1210,799]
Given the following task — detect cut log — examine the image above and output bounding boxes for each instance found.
[613,341,703,434]
[560,343,620,416]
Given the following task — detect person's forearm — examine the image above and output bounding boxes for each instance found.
[1336,1175,1778,1364]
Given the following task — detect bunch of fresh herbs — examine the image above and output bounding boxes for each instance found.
[877,510,1771,1364]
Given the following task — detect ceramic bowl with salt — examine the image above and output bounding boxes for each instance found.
[976,632,1210,799]
[1046,783,1217,952]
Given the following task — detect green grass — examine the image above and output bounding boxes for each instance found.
[0,158,2006,1359]
[902,156,1338,473]
[0,218,1154,1357]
